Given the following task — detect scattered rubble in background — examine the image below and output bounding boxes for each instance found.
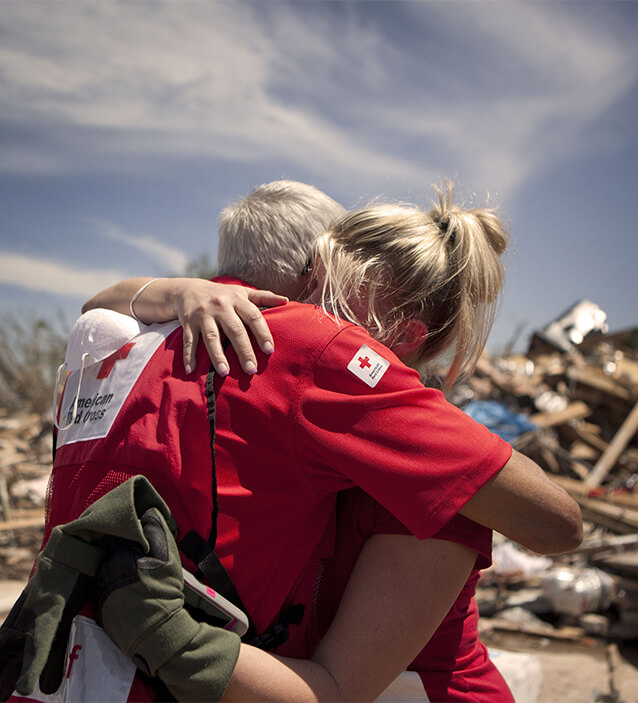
[0,411,49,582]
[450,302,638,647]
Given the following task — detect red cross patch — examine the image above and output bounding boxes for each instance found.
[347,344,390,387]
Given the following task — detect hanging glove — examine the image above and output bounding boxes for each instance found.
[96,505,241,702]
[0,475,174,701]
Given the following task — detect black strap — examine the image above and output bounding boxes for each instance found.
[205,361,222,550]
[192,337,304,650]
[246,603,305,651]
[179,527,306,650]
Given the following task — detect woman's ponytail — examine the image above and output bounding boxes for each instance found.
[314,181,509,391]
[425,182,508,388]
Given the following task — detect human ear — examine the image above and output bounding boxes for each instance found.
[391,319,428,360]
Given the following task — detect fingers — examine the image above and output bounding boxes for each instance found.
[192,303,272,376]
[200,322,233,376]
[218,314,259,375]
[35,573,93,696]
[247,289,289,309]
[177,283,280,376]
[39,616,73,694]
[182,325,204,376]
[236,303,275,357]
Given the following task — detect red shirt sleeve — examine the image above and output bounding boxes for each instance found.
[339,489,493,570]
[294,324,512,539]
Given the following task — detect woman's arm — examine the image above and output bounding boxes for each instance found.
[223,535,476,701]
[459,449,583,555]
[83,278,287,376]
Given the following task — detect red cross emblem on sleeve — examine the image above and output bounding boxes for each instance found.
[358,356,372,369]
[347,344,390,388]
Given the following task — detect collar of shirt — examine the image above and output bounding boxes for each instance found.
[212,275,258,290]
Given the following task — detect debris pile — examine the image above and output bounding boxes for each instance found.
[0,411,50,582]
[453,302,638,644]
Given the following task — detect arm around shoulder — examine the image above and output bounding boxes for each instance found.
[459,449,583,555]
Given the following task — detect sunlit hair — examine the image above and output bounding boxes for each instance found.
[218,180,346,293]
[314,182,509,390]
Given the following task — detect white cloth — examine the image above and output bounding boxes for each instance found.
[64,309,142,370]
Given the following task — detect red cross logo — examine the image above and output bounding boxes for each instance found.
[358,356,372,369]
[97,342,136,379]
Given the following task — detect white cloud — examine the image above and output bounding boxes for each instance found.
[0,251,129,298]
[88,219,189,274]
[0,1,635,199]
[395,1,638,196]
[0,2,448,190]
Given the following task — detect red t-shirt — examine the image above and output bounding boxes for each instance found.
[209,297,511,632]
[296,489,514,702]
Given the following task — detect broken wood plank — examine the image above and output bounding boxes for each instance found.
[560,422,609,454]
[551,474,638,509]
[0,512,44,532]
[569,440,600,463]
[567,366,634,404]
[550,476,638,531]
[479,617,593,644]
[584,400,638,491]
[577,499,638,535]
[0,478,11,521]
[592,551,638,579]
[529,400,591,428]
[572,533,638,557]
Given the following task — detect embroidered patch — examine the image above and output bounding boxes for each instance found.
[347,344,390,388]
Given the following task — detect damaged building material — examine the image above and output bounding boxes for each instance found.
[448,304,638,645]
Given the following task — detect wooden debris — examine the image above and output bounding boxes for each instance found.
[530,400,591,428]
[584,400,638,491]
[448,321,638,642]
[0,511,44,532]
[479,616,594,645]
[2,314,638,643]
[0,413,50,581]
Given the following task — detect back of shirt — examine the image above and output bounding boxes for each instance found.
[51,300,510,638]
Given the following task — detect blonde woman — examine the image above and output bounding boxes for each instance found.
[44,183,580,702]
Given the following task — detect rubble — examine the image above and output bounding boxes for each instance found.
[450,302,638,645]
[0,411,49,583]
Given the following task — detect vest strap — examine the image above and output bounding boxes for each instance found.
[178,529,305,651]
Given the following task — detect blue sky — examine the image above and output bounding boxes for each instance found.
[1,0,636,353]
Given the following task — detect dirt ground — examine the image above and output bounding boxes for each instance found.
[482,630,638,703]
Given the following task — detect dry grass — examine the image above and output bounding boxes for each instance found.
[0,313,69,416]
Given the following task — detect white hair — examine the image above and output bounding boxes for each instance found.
[217,180,345,292]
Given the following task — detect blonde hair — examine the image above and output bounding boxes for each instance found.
[218,180,345,292]
[314,182,508,390]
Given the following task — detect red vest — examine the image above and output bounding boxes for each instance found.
[49,320,216,576]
